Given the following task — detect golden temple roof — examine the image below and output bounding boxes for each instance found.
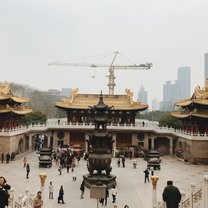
[55,88,148,111]
[0,83,30,103]
[171,81,208,119]
[0,83,32,115]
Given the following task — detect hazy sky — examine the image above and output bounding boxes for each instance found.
[1,0,208,105]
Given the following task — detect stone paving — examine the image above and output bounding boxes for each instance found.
[0,152,208,208]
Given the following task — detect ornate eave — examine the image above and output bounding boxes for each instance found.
[55,88,148,111]
[171,109,208,119]
[0,105,32,115]
[0,83,30,104]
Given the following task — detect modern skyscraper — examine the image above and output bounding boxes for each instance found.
[205,53,208,84]
[177,66,191,99]
[137,86,148,104]
[151,98,159,111]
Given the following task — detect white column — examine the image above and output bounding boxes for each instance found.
[29,134,33,151]
[113,134,117,157]
[190,183,196,208]
[203,175,208,208]
[132,133,137,146]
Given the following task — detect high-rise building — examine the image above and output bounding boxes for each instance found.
[205,53,208,84]
[177,66,191,99]
[151,98,159,111]
[137,86,148,104]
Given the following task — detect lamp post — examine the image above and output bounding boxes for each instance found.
[151,175,159,208]
[39,173,47,187]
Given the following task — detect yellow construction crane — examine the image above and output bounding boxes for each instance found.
[48,51,152,95]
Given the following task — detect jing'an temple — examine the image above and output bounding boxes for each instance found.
[0,82,208,164]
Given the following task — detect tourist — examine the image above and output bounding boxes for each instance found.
[10,152,15,161]
[5,153,10,163]
[99,187,109,206]
[117,157,121,167]
[49,181,53,199]
[58,185,65,204]
[23,156,27,167]
[33,191,43,208]
[26,163,30,179]
[80,181,85,199]
[124,205,129,208]
[58,165,62,175]
[0,176,11,208]
[162,180,181,208]
[143,168,150,183]
[111,185,117,203]
[121,156,125,168]
[1,153,4,163]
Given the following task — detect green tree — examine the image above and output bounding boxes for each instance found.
[20,111,47,126]
[158,113,182,129]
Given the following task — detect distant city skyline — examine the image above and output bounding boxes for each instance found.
[0,1,208,104]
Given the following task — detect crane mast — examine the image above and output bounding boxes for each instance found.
[48,51,152,95]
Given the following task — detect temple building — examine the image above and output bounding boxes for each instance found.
[55,88,148,125]
[0,83,32,129]
[171,80,208,134]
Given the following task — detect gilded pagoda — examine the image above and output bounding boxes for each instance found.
[55,88,148,124]
[171,80,208,134]
[0,83,32,129]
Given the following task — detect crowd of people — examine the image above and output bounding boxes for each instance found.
[0,147,182,208]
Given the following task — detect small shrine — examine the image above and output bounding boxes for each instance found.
[83,92,116,188]
[171,80,208,134]
[0,83,32,129]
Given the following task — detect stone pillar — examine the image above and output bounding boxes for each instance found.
[151,175,159,208]
[203,175,208,208]
[112,134,117,157]
[85,134,89,153]
[151,138,154,150]
[190,183,196,208]
[169,138,173,155]
[47,133,50,148]
[29,134,33,152]
[132,133,137,146]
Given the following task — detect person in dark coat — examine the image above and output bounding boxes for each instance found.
[80,181,85,199]
[1,153,4,163]
[5,153,10,163]
[99,187,109,206]
[26,163,30,179]
[0,176,11,208]
[162,180,181,208]
[58,185,65,204]
[143,168,150,183]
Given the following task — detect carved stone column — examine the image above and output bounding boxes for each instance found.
[169,138,173,155]
[203,175,208,208]
[151,175,159,208]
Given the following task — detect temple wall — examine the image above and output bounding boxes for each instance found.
[0,136,10,153]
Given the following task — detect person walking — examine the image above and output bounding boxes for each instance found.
[33,191,43,208]
[1,153,4,163]
[80,181,85,199]
[49,181,53,199]
[5,153,10,163]
[111,185,117,203]
[162,180,181,208]
[23,156,27,168]
[143,168,150,183]
[58,185,65,204]
[121,156,125,168]
[100,187,109,206]
[26,163,30,179]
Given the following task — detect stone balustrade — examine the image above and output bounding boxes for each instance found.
[0,120,208,141]
[157,175,208,208]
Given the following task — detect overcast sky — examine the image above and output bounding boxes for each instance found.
[1,0,208,106]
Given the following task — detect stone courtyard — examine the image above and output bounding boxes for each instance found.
[0,152,207,208]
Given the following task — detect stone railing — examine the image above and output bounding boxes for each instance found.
[157,175,208,208]
[8,188,34,208]
[0,120,208,141]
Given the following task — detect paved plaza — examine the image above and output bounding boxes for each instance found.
[1,152,208,208]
